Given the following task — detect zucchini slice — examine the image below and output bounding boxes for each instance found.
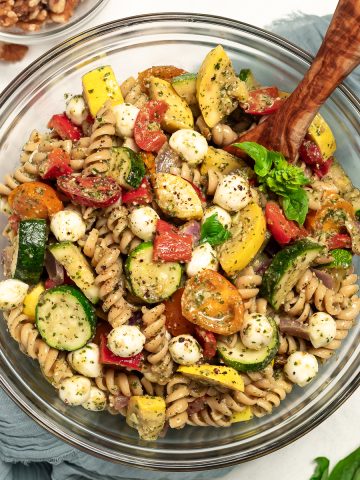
[125,242,182,303]
[11,219,47,285]
[217,318,279,372]
[171,73,197,105]
[109,147,145,189]
[36,285,96,351]
[260,239,323,310]
[49,242,99,304]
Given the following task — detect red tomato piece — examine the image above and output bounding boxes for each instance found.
[265,201,307,246]
[327,233,352,250]
[39,148,73,180]
[313,157,333,178]
[134,100,168,152]
[99,334,143,370]
[299,139,325,167]
[153,219,193,262]
[186,180,206,203]
[57,174,121,208]
[122,178,153,205]
[241,87,284,115]
[164,288,195,336]
[48,113,82,141]
[193,326,217,360]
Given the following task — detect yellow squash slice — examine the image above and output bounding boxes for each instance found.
[178,364,244,392]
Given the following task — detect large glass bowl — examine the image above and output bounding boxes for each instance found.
[0,13,359,471]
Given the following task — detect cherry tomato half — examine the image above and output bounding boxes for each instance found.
[265,201,307,246]
[181,270,244,335]
[8,181,63,219]
[305,195,354,233]
[57,174,121,208]
[134,100,168,152]
[138,66,186,92]
[164,288,195,336]
[241,87,284,115]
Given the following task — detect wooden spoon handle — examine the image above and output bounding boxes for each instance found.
[234,0,360,160]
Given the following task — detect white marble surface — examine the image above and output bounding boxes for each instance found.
[1,1,359,479]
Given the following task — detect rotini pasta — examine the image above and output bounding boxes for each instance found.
[83,103,116,176]
[141,304,174,385]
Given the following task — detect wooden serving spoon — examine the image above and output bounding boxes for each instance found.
[226,0,360,161]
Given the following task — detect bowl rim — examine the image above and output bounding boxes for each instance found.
[0,12,359,471]
[0,0,109,44]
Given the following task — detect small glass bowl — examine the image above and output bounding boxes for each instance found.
[0,12,359,471]
[0,0,108,45]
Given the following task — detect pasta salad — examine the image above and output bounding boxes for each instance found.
[0,45,359,441]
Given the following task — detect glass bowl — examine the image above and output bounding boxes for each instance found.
[0,13,359,471]
[0,0,108,45]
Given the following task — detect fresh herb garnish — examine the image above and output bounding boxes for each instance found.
[309,446,360,480]
[310,457,329,480]
[233,141,310,225]
[200,213,231,246]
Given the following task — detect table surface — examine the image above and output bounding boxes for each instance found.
[1,1,359,479]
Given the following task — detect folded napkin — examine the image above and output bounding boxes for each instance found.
[0,13,359,480]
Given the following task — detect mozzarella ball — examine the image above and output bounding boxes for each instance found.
[169,334,202,365]
[308,312,337,348]
[213,173,251,212]
[202,205,232,230]
[186,242,218,277]
[59,375,91,406]
[240,313,274,351]
[66,95,88,126]
[68,343,101,378]
[50,209,86,242]
[82,386,107,411]
[112,103,139,138]
[284,352,318,387]
[0,279,29,310]
[107,325,146,357]
[169,129,208,166]
[128,206,159,241]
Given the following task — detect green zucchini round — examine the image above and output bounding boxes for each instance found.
[36,285,96,351]
[217,318,279,372]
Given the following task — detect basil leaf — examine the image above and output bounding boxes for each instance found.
[328,447,360,480]
[233,141,272,177]
[282,188,309,226]
[200,213,231,246]
[310,457,330,480]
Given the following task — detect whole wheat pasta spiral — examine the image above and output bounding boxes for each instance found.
[165,375,191,429]
[141,304,174,385]
[195,115,212,141]
[124,81,149,108]
[83,103,116,176]
[70,136,92,172]
[105,202,142,253]
[4,306,73,386]
[187,408,231,427]
[206,168,222,196]
[211,123,238,147]
[169,163,202,187]
[278,334,308,355]
[235,266,263,312]
[308,272,360,359]
[251,374,293,418]
[284,269,343,320]
[79,227,136,328]
[95,369,143,396]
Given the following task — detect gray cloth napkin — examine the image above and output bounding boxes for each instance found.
[0,13,359,480]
